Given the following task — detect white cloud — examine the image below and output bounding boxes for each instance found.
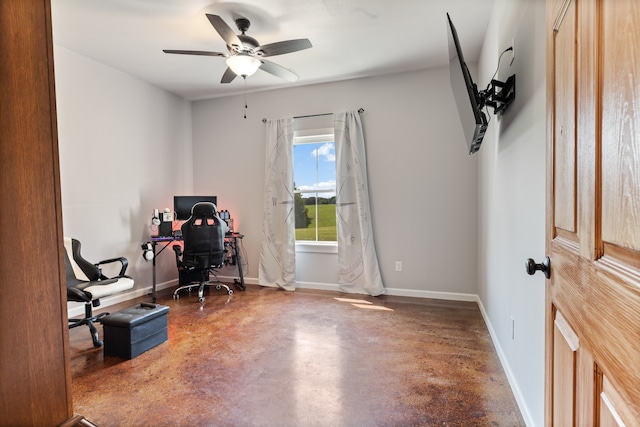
[298,180,336,198]
[298,180,336,192]
[312,142,335,162]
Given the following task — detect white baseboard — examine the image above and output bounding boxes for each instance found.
[296,281,478,301]
[476,298,535,427]
[69,278,478,318]
[67,279,177,318]
[383,287,478,301]
[67,275,258,318]
[295,281,341,292]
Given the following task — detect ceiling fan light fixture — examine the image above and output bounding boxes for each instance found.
[226,54,261,77]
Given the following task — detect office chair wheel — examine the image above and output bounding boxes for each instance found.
[173,294,180,300]
[198,297,205,303]
[228,289,233,295]
[89,323,104,348]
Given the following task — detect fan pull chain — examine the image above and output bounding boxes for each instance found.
[243,76,248,119]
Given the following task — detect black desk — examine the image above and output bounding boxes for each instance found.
[149,232,245,303]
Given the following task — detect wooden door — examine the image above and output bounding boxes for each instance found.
[546,0,640,424]
[0,0,74,425]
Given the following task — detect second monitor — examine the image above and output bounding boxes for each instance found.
[174,196,218,220]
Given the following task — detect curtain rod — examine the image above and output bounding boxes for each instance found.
[262,108,364,123]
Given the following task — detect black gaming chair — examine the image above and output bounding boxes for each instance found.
[172,202,232,302]
[64,237,135,347]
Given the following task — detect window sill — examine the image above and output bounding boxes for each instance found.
[295,241,338,254]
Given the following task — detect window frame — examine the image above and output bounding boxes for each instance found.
[293,128,337,248]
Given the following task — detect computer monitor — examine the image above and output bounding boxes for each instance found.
[174,196,218,220]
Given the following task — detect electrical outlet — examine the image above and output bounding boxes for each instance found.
[395,261,402,272]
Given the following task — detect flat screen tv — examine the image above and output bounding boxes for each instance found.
[447,13,488,154]
[174,195,218,220]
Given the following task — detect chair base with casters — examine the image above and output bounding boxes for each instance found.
[68,301,110,347]
[172,247,233,302]
[64,237,135,347]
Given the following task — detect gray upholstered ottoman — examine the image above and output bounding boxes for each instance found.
[101,303,169,359]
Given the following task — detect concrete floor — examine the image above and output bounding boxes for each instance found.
[69,285,525,426]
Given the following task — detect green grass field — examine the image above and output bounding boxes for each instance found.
[296,204,336,241]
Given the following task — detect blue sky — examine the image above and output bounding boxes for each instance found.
[294,142,336,197]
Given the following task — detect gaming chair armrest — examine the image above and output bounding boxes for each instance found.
[67,287,91,303]
[172,245,183,268]
[94,256,129,277]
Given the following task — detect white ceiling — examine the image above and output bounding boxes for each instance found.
[51,0,495,101]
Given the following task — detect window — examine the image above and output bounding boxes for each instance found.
[293,129,336,242]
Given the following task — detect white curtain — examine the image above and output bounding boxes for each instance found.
[259,118,296,290]
[334,111,385,296]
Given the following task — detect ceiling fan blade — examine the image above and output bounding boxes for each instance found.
[259,59,299,82]
[206,14,242,50]
[257,39,312,57]
[221,67,237,84]
[163,49,226,57]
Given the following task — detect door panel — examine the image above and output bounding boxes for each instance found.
[552,0,577,236]
[599,374,631,427]
[552,310,578,426]
[546,0,640,424]
[601,0,640,254]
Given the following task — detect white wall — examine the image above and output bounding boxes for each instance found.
[477,0,546,425]
[54,45,193,293]
[191,67,479,298]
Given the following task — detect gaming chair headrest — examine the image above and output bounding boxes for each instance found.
[191,202,217,217]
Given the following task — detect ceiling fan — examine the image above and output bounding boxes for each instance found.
[163,14,312,84]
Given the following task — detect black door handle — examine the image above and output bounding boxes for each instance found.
[526,256,550,279]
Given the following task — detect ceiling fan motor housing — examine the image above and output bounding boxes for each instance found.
[238,34,259,52]
[163,14,311,83]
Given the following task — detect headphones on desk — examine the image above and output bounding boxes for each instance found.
[141,242,154,261]
[151,209,161,226]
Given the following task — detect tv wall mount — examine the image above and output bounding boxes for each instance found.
[480,74,516,115]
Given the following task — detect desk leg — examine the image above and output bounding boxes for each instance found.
[233,237,246,291]
[151,242,157,303]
